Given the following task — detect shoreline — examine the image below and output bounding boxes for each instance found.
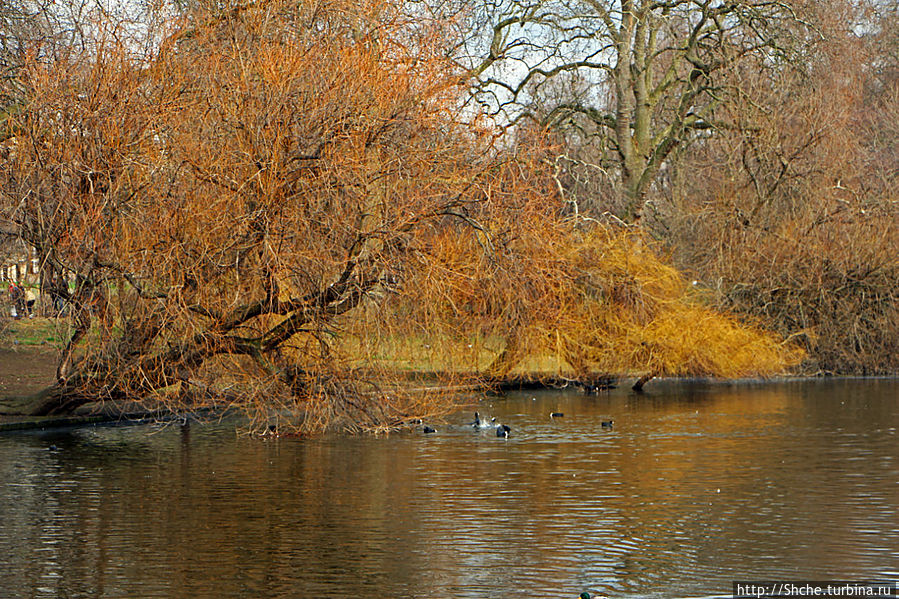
[3,373,897,434]
[4,325,897,434]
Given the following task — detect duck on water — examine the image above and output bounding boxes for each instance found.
[468,412,511,438]
[470,412,496,429]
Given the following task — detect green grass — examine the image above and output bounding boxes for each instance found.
[1,317,66,348]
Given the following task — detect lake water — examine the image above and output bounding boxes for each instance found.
[1,380,897,598]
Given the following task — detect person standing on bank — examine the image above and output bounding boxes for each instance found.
[24,286,36,317]
[8,282,23,319]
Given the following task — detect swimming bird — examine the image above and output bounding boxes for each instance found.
[550,412,564,418]
[423,426,436,434]
[496,424,511,438]
[601,420,613,429]
[470,412,496,429]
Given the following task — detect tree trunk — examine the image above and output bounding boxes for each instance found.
[632,372,654,391]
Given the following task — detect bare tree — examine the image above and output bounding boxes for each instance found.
[656,0,899,375]
[441,0,812,221]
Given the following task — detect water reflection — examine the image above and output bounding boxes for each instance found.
[1,379,897,598]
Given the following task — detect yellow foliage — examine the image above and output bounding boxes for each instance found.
[388,216,803,381]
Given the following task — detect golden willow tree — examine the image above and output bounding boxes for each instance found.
[393,151,802,390]
[0,0,800,432]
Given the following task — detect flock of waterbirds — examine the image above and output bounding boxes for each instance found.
[419,410,614,438]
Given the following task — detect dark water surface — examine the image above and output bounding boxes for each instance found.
[1,380,897,598]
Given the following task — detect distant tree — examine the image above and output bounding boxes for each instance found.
[655,0,899,374]
[443,0,813,221]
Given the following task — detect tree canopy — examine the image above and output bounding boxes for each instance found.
[441,0,813,220]
[0,0,801,432]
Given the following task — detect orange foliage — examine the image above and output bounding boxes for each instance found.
[394,199,802,382]
[1,0,801,432]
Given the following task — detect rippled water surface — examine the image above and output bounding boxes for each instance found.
[1,379,898,598]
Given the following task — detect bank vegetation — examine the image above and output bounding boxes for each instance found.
[2,0,893,432]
